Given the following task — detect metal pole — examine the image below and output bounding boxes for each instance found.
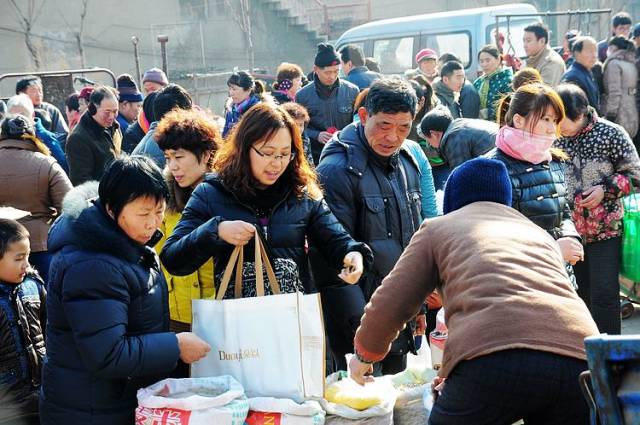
[157,35,169,77]
[199,22,206,70]
[131,36,142,87]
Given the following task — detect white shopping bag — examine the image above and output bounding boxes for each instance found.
[135,376,249,425]
[191,237,326,403]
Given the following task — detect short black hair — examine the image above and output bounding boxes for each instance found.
[66,93,80,112]
[98,156,169,219]
[556,83,589,121]
[15,76,41,95]
[340,44,365,67]
[153,84,193,121]
[365,78,417,117]
[227,71,255,90]
[142,91,158,122]
[438,53,461,64]
[440,60,464,78]
[571,36,596,54]
[90,86,119,108]
[419,106,453,137]
[524,22,549,44]
[478,44,501,60]
[612,12,632,28]
[609,35,634,52]
[0,218,29,259]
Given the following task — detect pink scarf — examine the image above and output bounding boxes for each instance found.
[495,126,555,164]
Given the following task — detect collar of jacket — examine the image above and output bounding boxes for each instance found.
[0,137,38,152]
[47,182,159,267]
[349,66,370,75]
[79,111,119,139]
[314,74,341,98]
[571,61,594,76]
[330,122,420,177]
[433,78,455,102]
[527,44,552,69]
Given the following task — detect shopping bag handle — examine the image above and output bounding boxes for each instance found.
[216,229,281,300]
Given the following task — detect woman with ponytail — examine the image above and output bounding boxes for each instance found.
[0,114,72,282]
[486,83,583,285]
[272,62,304,105]
[223,71,268,137]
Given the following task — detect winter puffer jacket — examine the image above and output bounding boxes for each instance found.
[160,173,372,293]
[40,183,179,425]
[603,48,639,138]
[486,148,579,241]
[0,273,46,423]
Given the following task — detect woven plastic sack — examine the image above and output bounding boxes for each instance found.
[245,397,325,425]
[622,193,640,282]
[321,372,395,425]
[391,367,437,425]
[135,376,249,425]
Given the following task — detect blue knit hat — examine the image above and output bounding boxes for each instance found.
[443,158,512,214]
[116,74,143,103]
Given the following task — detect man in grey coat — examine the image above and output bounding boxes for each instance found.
[296,43,359,164]
[419,106,497,170]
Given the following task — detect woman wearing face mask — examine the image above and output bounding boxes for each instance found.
[473,44,513,122]
[160,102,372,296]
[555,83,640,334]
[155,109,220,334]
[223,71,267,138]
[602,36,638,138]
[486,83,583,279]
[41,156,211,425]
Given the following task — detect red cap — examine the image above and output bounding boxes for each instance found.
[79,86,95,101]
[415,48,438,64]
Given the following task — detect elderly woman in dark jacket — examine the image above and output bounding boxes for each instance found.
[161,103,372,295]
[486,83,583,274]
[40,157,210,425]
[556,84,640,334]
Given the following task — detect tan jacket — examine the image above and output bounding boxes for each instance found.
[0,138,72,252]
[527,45,566,87]
[354,202,599,378]
[603,49,639,138]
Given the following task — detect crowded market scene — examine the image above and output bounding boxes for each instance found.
[2,0,640,424]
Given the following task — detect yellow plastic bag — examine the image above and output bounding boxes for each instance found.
[325,380,384,411]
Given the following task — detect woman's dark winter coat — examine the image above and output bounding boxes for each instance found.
[40,183,179,425]
[160,173,372,293]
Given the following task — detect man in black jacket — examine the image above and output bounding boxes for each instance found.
[419,107,497,170]
[296,43,359,164]
[312,78,425,374]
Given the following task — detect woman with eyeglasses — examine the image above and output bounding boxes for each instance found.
[160,102,372,295]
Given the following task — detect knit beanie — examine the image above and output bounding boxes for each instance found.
[116,74,143,103]
[443,158,512,214]
[314,43,340,68]
[142,67,169,86]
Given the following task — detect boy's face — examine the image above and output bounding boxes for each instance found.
[0,239,30,284]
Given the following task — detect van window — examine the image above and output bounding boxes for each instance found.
[372,37,415,74]
[419,32,472,68]
[485,19,539,58]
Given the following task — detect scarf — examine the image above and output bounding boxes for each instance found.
[138,110,150,134]
[495,126,554,164]
[314,74,340,99]
[478,67,502,109]
[234,171,292,219]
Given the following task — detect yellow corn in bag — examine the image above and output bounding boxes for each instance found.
[324,379,384,411]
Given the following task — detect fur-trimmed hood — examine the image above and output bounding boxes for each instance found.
[48,181,157,266]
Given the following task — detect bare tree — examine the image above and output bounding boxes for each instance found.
[76,0,89,68]
[10,0,47,70]
[224,0,255,69]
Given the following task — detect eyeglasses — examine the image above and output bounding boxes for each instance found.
[251,146,296,163]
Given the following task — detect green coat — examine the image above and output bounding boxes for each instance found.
[473,67,513,122]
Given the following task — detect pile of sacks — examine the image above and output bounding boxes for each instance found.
[135,367,438,425]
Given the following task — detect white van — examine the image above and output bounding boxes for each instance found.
[335,4,541,78]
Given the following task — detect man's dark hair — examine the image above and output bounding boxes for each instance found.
[419,106,453,137]
[612,12,632,28]
[153,84,193,122]
[89,86,119,108]
[0,218,29,259]
[524,22,550,44]
[340,44,365,67]
[66,93,80,112]
[365,78,417,117]
[440,60,464,78]
[438,53,461,64]
[556,83,589,121]
[99,156,169,219]
[15,76,41,95]
[571,36,596,54]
